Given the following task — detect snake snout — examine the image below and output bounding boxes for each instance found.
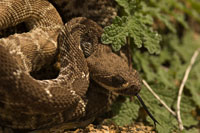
[115,84,141,96]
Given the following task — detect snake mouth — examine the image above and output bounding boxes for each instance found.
[94,79,141,96]
[114,85,141,96]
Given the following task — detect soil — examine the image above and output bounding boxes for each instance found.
[66,123,155,133]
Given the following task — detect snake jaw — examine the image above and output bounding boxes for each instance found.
[114,84,141,96]
[92,75,141,96]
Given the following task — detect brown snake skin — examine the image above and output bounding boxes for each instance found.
[49,0,117,27]
[0,0,141,131]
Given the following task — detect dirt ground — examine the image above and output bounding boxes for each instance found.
[67,123,155,133]
[0,123,155,133]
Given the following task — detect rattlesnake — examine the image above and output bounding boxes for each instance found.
[0,0,150,131]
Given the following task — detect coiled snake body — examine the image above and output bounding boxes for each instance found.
[0,0,141,130]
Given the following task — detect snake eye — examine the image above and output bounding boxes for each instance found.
[111,75,126,86]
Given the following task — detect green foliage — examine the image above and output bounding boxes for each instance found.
[115,0,141,15]
[111,98,140,125]
[101,0,161,54]
[102,0,200,132]
[140,0,189,32]
[111,32,200,132]
[102,16,161,53]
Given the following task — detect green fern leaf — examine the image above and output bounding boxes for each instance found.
[102,16,161,54]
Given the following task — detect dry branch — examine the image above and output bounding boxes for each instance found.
[176,48,200,131]
[142,80,176,116]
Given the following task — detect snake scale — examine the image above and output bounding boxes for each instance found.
[0,0,156,132]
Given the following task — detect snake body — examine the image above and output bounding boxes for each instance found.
[0,0,91,129]
[0,0,141,130]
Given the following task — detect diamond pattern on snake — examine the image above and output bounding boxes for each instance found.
[0,0,151,132]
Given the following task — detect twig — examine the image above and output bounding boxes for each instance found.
[176,48,200,131]
[142,80,176,116]
[126,37,132,70]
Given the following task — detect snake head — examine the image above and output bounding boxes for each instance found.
[70,17,142,96]
[86,45,141,96]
